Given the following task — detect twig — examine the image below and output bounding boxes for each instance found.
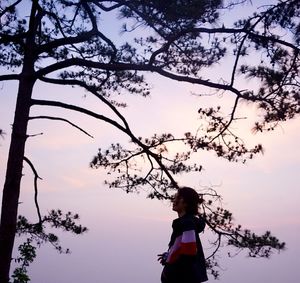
[29,116,94,138]
[206,234,222,260]
[27,132,43,138]
[23,156,42,223]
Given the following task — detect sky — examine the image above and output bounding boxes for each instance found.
[1,1,300,283]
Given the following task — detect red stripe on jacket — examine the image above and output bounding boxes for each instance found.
[167,230,197,263]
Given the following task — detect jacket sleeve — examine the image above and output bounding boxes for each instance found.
[166,218,197,264]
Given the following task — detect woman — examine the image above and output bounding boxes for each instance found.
[158,187,208,283]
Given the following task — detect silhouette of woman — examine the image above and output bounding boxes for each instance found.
[158,187,208,283]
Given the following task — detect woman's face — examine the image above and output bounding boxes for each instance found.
[172,193,187,214]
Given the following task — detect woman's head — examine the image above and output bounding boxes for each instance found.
[172,187,200,215]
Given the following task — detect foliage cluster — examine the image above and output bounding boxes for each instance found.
[11,210,87,283]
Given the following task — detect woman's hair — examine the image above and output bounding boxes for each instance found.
[177,186,201,215]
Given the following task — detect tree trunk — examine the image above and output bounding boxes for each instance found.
[0,1,38,280]
[0,78,35,282]
[0,76,35,282]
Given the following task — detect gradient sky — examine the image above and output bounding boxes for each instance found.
[1,1,300,283]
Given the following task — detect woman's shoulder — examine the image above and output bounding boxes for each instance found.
[180,214,206,233]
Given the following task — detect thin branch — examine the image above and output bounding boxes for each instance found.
[144,155,154,180]
[0,74,20,81]
[154,68,243,97]
[265,49,300,100]
[81,2,98,30]
[34,25,300,58]
[29,116,94,138]
[230,3,291,86]
[37,30,96,54]
[41,7,69,39]
[230,33,248,86]
[95,30,118,61]
[27,132,43,138]
[36,55,296,105]
[149,38,174,65]
[91,1,123,12]
[38,3,117,59]
[145,179,168,199]
[247,31,300,52]
[30,98,127,134]
[131,138,178,189]
[221,0,251,10]
[162,25,300,52]
[69,3,80,29]
[36,58,243,95]
[208,95,240,144]
[123,1,167,37]
[206,234,222,260]
[23,156,42,223]
[38,76,130,131]
[35,58,146,76]
[0,0,23,18]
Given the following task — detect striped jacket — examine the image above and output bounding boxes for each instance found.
[161,214,208,283]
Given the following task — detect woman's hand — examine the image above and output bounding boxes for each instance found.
[157,252,168,265]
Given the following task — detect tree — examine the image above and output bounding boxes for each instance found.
[0,0,299,281]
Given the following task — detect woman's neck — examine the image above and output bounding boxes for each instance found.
[177,211,186,217]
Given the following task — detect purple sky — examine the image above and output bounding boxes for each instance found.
[1,1,300,282]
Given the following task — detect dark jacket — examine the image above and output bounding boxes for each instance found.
[161,214,208,283]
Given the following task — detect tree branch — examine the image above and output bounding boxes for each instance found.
[23,156,42,223]
[0,0,23,18]
[31,97,178,188]
[38,76,130,131]
[247,31,300,52]
[208,95,240,144]
[230,33,248,86]
[38,3,117,59]
[37,30,96,54]
[164,26,300,52]
[149,38,173,65]
[0,32,26,45]
[30,98,127,134]
[28,116,94,138]
[91,1,123,12]
[36,59,243,97]
[206,234,222,260]
[154,68,243,97]
[0,74,20,81]
[81,1,98,30]
[35,58,144,76]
